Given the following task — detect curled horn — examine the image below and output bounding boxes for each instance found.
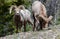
[18,5,25,10]
[9,5,17,14]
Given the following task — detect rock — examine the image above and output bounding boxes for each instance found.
[0,25,60,39]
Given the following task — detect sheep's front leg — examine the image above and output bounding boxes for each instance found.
[15,23,19,33]
[32,13,36,31]
[19,22,22,32]
[42,21,48,30]
[33,16,38,31]
[24,20,26,32]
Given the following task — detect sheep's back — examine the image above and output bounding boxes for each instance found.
[32,1,42,16]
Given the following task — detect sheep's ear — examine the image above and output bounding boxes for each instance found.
[9,5,17,14]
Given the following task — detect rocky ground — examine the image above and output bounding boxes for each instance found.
[0,24,60,39]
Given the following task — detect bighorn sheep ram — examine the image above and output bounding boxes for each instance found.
[9,5,34,32]
[32,1,53,30]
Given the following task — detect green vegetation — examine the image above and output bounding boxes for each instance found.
[0,0,31,37]
[55,18,60,25]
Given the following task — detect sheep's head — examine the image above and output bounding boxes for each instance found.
[14,8,20,14]
[18,5,25,10]
[9,5,26,15]
[9,5,20,14]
